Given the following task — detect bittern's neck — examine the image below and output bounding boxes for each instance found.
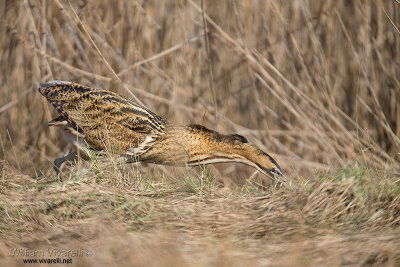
[142,125,263,169]
[183,131,249,165]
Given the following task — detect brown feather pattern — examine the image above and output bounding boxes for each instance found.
[39,81,285,180]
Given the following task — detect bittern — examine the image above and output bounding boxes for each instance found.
[39,81,285,180]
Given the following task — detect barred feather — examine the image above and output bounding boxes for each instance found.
[39,81,167,152]
[39,81,285,180]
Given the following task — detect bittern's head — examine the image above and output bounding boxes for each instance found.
[223,134,286,181]
[185,125,285,181]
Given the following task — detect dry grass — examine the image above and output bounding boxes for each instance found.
[1,160,400,266]
[0,0,400,266]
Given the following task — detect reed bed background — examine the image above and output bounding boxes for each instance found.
[0,0,399,266]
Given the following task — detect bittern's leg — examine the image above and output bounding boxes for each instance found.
[54,151,77,181]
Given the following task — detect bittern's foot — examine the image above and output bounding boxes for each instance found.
[53,151,77,182]
[54,157,65,182]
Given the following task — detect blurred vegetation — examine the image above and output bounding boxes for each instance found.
[0,0,399,179]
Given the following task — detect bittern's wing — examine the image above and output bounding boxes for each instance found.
[39,81,167,152]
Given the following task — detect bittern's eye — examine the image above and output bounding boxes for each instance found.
[272,167,287,181]
[272,167,284,178]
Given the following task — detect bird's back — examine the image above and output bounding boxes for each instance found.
[39,81,167,153]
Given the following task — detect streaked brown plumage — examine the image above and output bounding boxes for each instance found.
[39,81,285,180]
